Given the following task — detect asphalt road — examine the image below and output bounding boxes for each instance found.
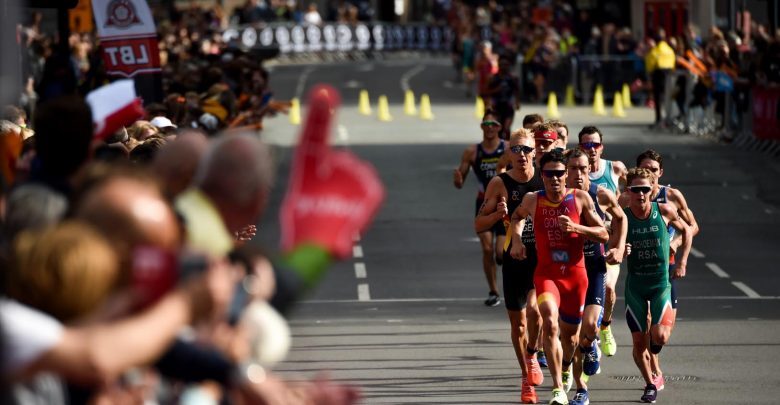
[254,56,780,404]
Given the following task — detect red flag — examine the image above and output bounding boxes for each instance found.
[280,85,385,259]
[86,79,145,140]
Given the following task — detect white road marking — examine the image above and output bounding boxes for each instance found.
[354,262,367,279]
[338,125,349,142]
[357,283,371,301]
[295,66,315,98]
[400,65,426,92]
[731,281,761,298]
[297,295,780,304]
[690,248,705,258]
[705,262,730,278]
[353,245,364,258]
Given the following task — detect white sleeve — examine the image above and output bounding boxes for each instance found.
[0,300,64,374]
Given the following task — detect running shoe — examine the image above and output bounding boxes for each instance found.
[525,354,544,386]
[521,377,538,404]
[583,342,601,376]
[599,326,617,356]
[568,388,589,405]
[549,388,568,405]
[652,373,665,391]
[640,384,658,403]
[484,292,501,307]
[562,369,573,393]
[538,350,548,367]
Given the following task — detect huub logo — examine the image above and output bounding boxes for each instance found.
[632,225,659,235]
[105,0,141,29]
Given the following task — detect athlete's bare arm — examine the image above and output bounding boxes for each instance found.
[496,150,511,173]
[509,192,537,260]
[598,188,627,264]
[558,190,609,244]
[613,160,628,191]
[668,187,700,237]
[475,176,508,232]
[453,145,475,189]
[660,202,692,278]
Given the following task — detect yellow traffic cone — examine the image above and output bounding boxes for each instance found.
[419,94,434,120]
[404,90,417,116]
[593,85,606,116]
[359,90,372,115]
[289,97,301,125]
[622,83,633,108]
[475,97,485,119]
[377,95,392,122]
[565,85,575,107]
[547,92,561,119]
[612,92,626,117]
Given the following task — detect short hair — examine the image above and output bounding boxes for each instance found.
[636,149,663,169]
[8,220,119,322]
[563,148,587,163]
[127,120,159,141]
[130,136,167,164]
[540,149,566,169]
[482,107,498,121]
[3,184,68,243]
[626,167,655,185]
[33,96,93,177]
[2,105,26,124]
[509,128,534,144]
[196,133,274,207]
[522,114,544,128]
[578,125,603,143]
[547,119,568,134]
[535,122,556,134]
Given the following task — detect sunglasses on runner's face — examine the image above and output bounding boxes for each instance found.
[481,120,501,127]
[542,169,566,178]
[628,186,652,194]
[510,145,535,154]
[579,142,603,150]
[552,147,564,153]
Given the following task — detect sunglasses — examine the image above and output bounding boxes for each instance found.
[628,185,652,194]
[579,142,603,150]
[511,145,534,154]
[481,120,501,127]
[552,147,564,153]
[542,169,566,178]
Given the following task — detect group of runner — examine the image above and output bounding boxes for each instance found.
[454,110,699,404]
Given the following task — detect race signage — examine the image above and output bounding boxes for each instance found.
[91,0,161,78]
[223,23,464,55]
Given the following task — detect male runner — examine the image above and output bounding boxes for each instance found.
[509,150,609,405]
[548,120,570,150]
[523,113,544,130]
[563,149,628,405]
[475,129,544,403]
[635,149,699,390]
[577,125,627,356]
[623,167,692,403]
[454,108,506,307]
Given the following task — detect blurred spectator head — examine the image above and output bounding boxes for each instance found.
[2,184,67,244]
[150,116,178,135]
[0,121,24,191]
[194,133,273,232]
[3,105,27,127]
[33,95,93,178]
[130,136,168,164]
[7,220,119,322]
[128,120,160,141]
[75,168,180,281]
[153,130,209,200]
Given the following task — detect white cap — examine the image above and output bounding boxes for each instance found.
[150,116,177,129]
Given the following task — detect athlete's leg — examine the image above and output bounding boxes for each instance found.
[600,263,620,356]
[495,234,506,266]
[536,279,563,389]
[507,309,529,375]
[574,304,601,390]
[648,285,675,353]
[652,264,678,377]
[526,289,542,352]
[625,277,652,385]
[477,230,498,295]
[631,331,653,385]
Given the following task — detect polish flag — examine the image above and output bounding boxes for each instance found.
[86,80,145,141]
